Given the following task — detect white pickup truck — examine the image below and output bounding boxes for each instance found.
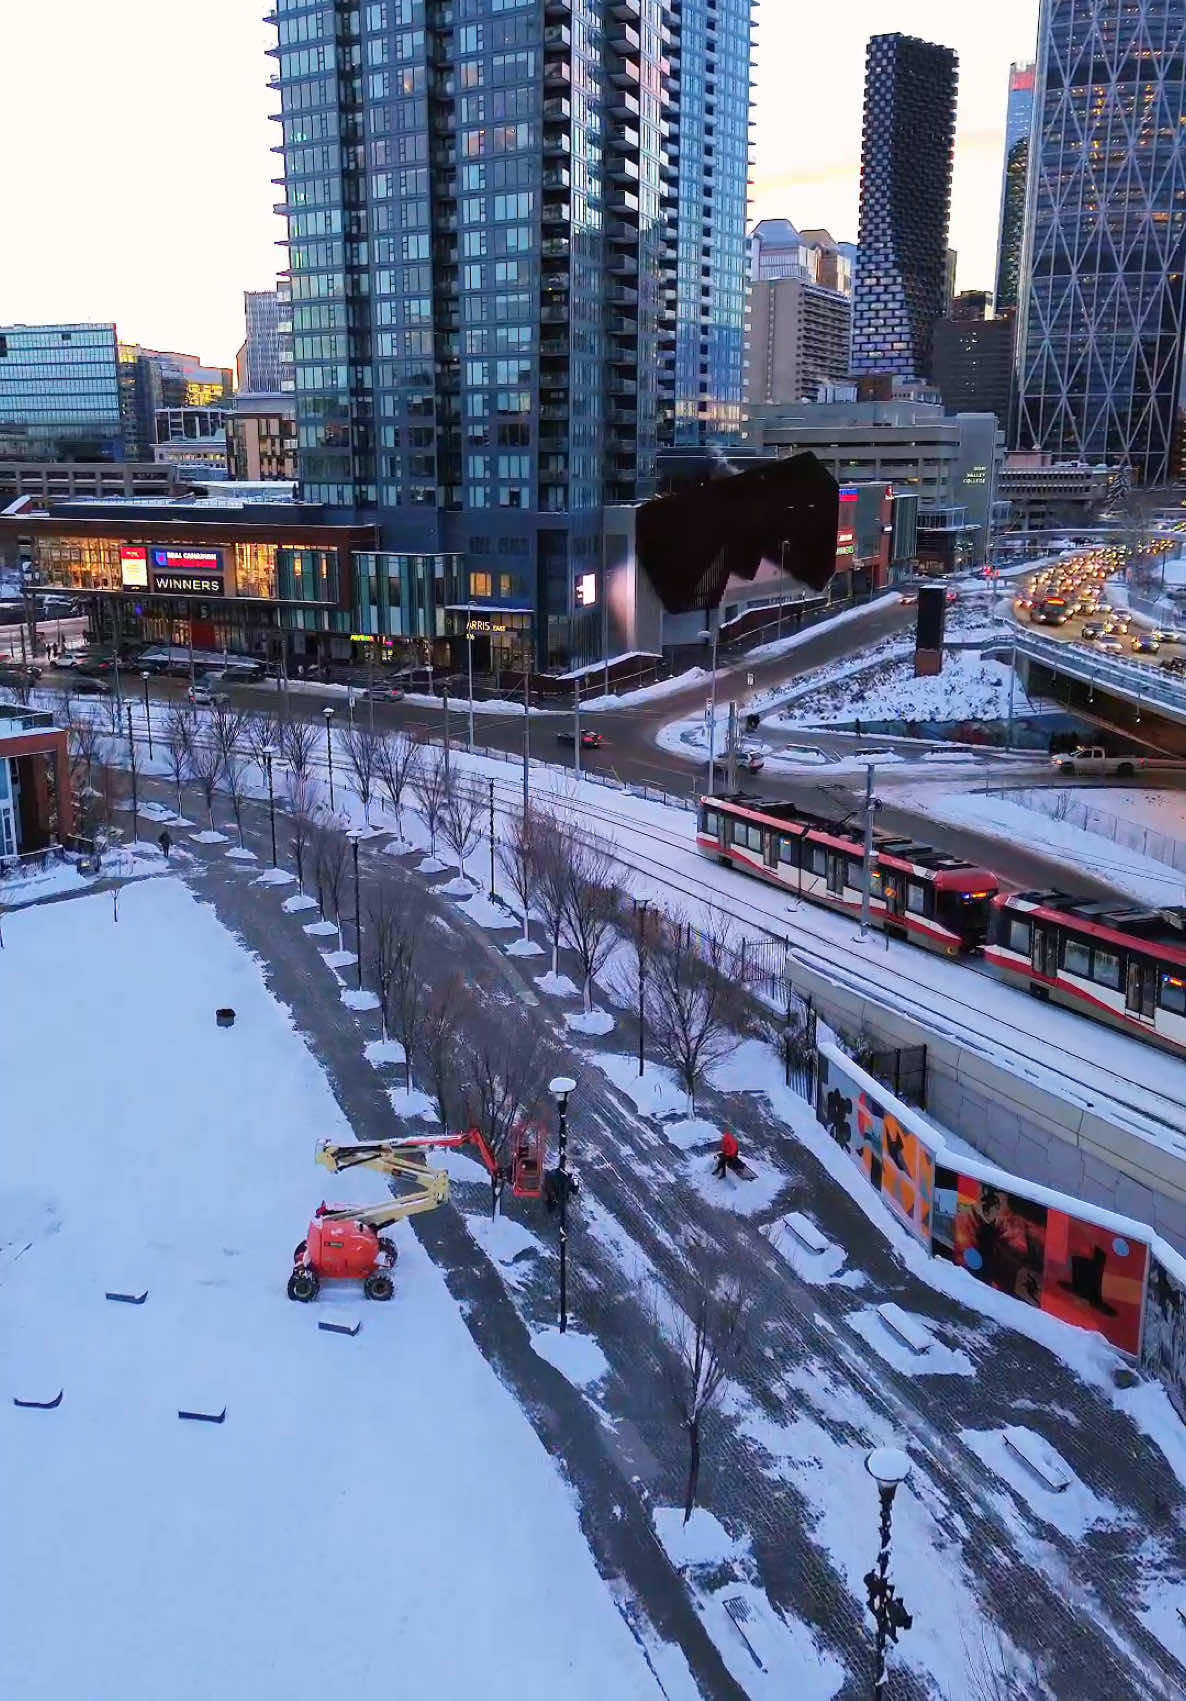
[1051,746,1142,778]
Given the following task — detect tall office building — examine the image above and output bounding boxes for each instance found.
[746,275,852,404]
[0,323,123,460]
[1016,1,1186,485]
[993,61,1033,314]
[271,0,751,657]
[850,34,958,386]
[119,346,234,462]
[241,284,295,395]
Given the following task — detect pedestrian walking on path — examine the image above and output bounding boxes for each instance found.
[712,1129,748,1180]
[158,829,173,860]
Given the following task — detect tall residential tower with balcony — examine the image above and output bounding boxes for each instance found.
[269,0,752,663]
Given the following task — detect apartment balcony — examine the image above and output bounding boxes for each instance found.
[543,96,571,123]
[542,165,571,190]
[543,128,570,158]
[608,190,640,222]
[539,464,570,484]
[544,60,571,87]
[610,58,641,90]
[608,90,640,120]
[539,427,569,450]
[608,22,641,53]
[540,338,569,357]
[543,23,571,49]
[545,0,572,18]
[609,252,639,275]
[540,305,569,324]
[609,376,638,397]
[608,405,637,425]
[540,405,570,421]
[611,0,641,19]
[435,213,458,233]
[541,272,570,292]
[606,219,636,245]
[609,154,640,183]
[434,311,459,332]
[606,283,639,307]
[541,200,571,225]
[541,237,570,260]
[607,313,639,336]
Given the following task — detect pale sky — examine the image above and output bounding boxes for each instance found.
[0,1,1039,364]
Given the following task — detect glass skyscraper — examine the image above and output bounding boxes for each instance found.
[850,34,958,386]
[0,323,124,461]
[993,61,1033,314]
[1015,1,1186,485]
[269,0,751,656]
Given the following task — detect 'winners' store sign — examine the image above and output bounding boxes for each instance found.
[149,547,225,596]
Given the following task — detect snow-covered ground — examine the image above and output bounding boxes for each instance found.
[1,880,678,1701]
[891,780,1186,908]
[780,649,1043,727]
[1077,787,1186,839]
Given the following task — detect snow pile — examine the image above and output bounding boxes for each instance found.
[783,651,1038,727]
[531,1327,611,1389]
[2,880,667,1701]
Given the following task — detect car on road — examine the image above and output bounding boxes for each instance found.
[1132,634,1161,655]
[186,683,228,707]
[64,673,112,695]
[1052,745,1141,778]
[1081,621,1105,640]
[1095,634,1124,653]
[1154,628,1186,644]
[556,728,604,749]
[362,684,406,702]
[0,662,42,686]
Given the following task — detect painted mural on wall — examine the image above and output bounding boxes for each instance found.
[817,1056,935,1246]
[1141,1253,1186,1420]
[931,1169,1148,1357]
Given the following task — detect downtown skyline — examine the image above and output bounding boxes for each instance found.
[1,1,1038,361]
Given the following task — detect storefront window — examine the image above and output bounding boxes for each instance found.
[234,541,278,599]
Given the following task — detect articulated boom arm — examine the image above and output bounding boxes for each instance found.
[313,1130,503,1231]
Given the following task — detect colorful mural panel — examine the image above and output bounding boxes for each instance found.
[817,1057,934,1247]
[1140,1254,1186,1419]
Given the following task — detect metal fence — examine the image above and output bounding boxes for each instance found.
[1004,787,1186,878]
[861,1043,929,1109]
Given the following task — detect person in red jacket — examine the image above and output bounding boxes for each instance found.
[713,1129,745,1179]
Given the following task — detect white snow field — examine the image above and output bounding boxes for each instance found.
[0,879,674,1701]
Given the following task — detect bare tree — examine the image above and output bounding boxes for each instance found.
[280,715,318,780]
[209,699,250,766]
[242,709,281,772]
[190,741,225,833]
[963,1625,1046,1701]
[91,761,129,853]
[365,878,402,1044]
[645,911,749,1111]
[440,773,484,881]
[282,769,317,893]
[534,809,577,976]
[417,977,467,1131]
[562,827,619,1011]
[67,716,104,828]
[609,894,662,1074]
[411,745,449,857]
[645,1249,755,1524]
[459,1024,558,1218]
[224,756,250,849]
[313,820,351,947]
[498,804,540,944]
[374,730,420,838]
[162,704,194,821]
[364,885,425,1086]
[343,722,382,825]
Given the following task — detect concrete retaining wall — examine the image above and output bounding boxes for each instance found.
[789,955,1186,1254]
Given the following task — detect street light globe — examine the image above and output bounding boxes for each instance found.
[262,743,279,760]
[140,669,150,681]
[323,706,334,720]
[865,1446,912,1489]
[347,826,363,843]
[698,628,712,642]
[549,1075,577,1102]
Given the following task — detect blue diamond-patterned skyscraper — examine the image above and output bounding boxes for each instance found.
[850,34,958,386]
[1015,0,1186,484]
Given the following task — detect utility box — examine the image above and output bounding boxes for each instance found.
[914,584,946,677]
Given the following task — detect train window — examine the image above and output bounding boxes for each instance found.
[849,860,865,891]
[745,824,764,852]
[1007,916,1030,955]
[806,844,827,876]
[1161,974,1186,1016]
[905,880,927,915]
[701,807,719,836]
[1064,937,1091,978]
[1092,948,1120,990]
[778,837,798,866]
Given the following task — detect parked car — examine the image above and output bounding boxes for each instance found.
[187,683,228,707]
[556,728,604,749]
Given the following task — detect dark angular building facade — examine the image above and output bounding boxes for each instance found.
[850,34,958,386]
[270,0,751,664]
[932,295,1015,425]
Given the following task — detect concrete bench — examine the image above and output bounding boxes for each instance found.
[876,1303,934,1355]
[1003,1427,1071,1493]
[781,1212,831,1256]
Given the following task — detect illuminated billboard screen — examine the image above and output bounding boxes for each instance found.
[119,545,148,589]
[149,546,225,596]
[575,571,597,608]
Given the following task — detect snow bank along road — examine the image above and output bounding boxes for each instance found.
[0,880,686,1701]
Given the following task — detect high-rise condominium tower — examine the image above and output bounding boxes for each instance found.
[993,61,1033,314]
[850,33,958,386]
[270,0,751,629]
[1015,1,1186,484]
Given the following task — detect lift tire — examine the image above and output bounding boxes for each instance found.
[364,1272,395,1301]
[293,1239,307,1262]
[287,1267,320,1302]
[378,1237,398,1263]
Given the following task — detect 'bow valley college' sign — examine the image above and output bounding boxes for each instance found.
[148,547,225,595]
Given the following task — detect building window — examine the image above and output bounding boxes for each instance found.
[470,570,492,597]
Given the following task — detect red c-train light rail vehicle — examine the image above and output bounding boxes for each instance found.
[697,794,998,955]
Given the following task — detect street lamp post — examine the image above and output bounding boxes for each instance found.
[323,706,335,811]
[126,703,139,846]
[573,677,582,781]
[549,1076,577,1333]
[634,898,649,1076]
[140,670,154,759]
[522,645,531,814]
[864,1447,913,1700]
[442,685,451,781]
[466,607,476,753]
[262,744,279,868]
[858,762,877,943]
[348,828,363,989]
[699,626,719,795]
[488,777,497,898]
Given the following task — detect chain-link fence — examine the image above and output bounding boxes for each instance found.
[1005,787,1186,878]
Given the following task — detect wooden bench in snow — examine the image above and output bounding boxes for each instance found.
[876,1303,934,1355]
[781,1212,831,1256]
[1002,1427,1071,1493]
